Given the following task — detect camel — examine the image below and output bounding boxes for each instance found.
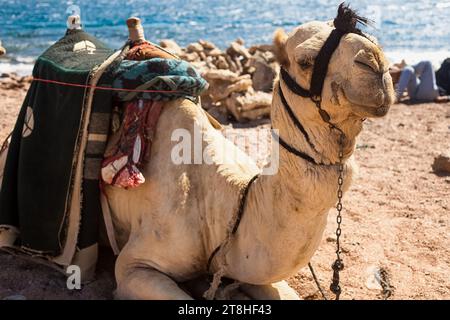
[104,10,394,299]
[0,7,394,299]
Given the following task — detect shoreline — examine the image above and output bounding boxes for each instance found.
[3,38,448,124]
[1,47,449,78]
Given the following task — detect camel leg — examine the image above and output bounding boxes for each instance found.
[115,250,193,300]
[239,281,301,300]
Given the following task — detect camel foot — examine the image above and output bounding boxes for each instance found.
[181,277,300,300]
[240,281,301,300]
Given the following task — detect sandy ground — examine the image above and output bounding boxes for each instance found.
[0,81,449,300]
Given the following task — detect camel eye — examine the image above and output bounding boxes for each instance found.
[355,60,375,72]
[298,60,312,70]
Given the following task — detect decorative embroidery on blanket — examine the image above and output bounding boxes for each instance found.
[101,99,163,188]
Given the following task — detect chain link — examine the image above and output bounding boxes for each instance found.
[308,131,346,301]
[329,132,345,300]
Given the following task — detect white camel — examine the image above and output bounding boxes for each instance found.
[103,14,394,299]
[0,8,395,299]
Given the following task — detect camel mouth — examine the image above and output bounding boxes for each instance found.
[352,103,390,118]
[374,105,390,117]
[341,88,390,118]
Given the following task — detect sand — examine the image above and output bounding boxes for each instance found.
[0,80,449,300]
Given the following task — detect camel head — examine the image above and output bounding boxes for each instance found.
[273,6,395,123]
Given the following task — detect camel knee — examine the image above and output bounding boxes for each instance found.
[115,266,193,300]
[114,253,193,300]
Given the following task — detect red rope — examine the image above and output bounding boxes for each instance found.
[32,77,185,94]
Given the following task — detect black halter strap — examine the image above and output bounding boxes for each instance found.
[278,82,320,153]
[274,11,356,164]
[309,29,346,99]
[271,131,320,165]
[280,68,311,98]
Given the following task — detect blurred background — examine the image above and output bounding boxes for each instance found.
[0,0,449,75]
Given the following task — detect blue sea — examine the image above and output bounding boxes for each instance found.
[1,0,449,75]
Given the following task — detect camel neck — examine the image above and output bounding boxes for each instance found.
[272,80,359,165]
[216,84,360,282]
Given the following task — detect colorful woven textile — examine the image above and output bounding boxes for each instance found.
[112,57,208,102]
[101,99,163,188]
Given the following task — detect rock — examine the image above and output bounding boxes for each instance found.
[198,39,216,50]
[225,55,239,73]
[207,48,223,57]
[0,40,5,56]
[226,78,253,94]
[19,76,33,83]
[225,91,272,121]
[184,52,200,62]
[200,93,215,110]
[211,78,253,101]
[432,154,450,174]
[3,295,27,300]
[203,69,240,82]
[248,44,275,55]
[189,61,210,75]
[206,105,229,124]
[159,39,182,56]
[1,73,10,78]
[250,56,277,92]
[245,66,256,75]
[215,56,229,70]
[261,50,276,63]
[235,38,245,46]
[186,42,204,53]
[365,266,383,291]
[1,80,25,90]
[227,41,251,60]
[198,51,207,61]
[202,73,251,104]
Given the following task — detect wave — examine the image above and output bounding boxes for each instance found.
[0,62,33,76]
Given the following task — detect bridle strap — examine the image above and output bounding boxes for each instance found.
[280,67,311,98]
[278,82,320,154]
[206,174,260,273]
[271,131,322,165]
[310,29,346,99]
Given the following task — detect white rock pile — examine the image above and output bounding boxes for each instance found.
[160,39,279,122]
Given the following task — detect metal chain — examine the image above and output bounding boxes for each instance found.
[308,131,346,301]
[329,132,345,300]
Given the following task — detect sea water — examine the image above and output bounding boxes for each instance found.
[0,0,449,75]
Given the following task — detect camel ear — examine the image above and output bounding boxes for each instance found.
[273,28,289,67]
